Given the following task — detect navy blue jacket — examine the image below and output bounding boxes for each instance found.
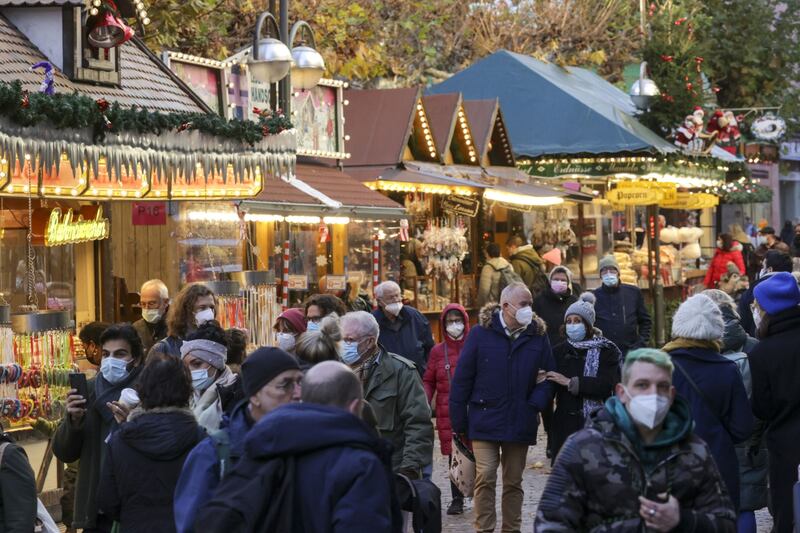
[98,408,204,533]
[173,400,253,533]
[374,306,435,375]
[669,347,754,510]
[449,304,556,444]
[592,283,652,353]
[201,403,400,533]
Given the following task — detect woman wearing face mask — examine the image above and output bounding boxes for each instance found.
[422,304,471,515]
[272,308,307,356]
[533,266,581,348]
[148,284,216,361]
[295,315,342,369]
[180,321,238,432]
[663,294,754,513]
[545,293,621,463]
[53,324,146,533]
[704,233,746,289]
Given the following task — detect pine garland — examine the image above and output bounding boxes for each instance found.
[0,80,292,145]
[712,180,773,204]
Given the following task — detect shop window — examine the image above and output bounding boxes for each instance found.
[177,204,243,285]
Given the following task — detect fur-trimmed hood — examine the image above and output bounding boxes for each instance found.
[478,302,547,336]
[118,405,201,460]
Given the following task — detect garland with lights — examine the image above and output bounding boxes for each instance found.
[711,179,773,204]
[0,80,292,145]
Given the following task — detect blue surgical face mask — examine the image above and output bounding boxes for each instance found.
[602,273,619,287]
[566,323,587,342]
[191,368,214,392]
[100,357,130,385]
[306,321,320,332]
[341,341,361,365]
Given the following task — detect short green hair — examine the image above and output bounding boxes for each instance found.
[622,348,674,384]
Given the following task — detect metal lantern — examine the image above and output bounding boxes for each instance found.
[289,21,325,90]
[249,12,292,85]
[629,61,660,111]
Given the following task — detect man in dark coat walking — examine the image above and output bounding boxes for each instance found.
[592,255,652,355]
[197,361,401,533]
[749,272,800,533]
[373,281,434,376]
[132,279,169,356]
[450,281,555,532]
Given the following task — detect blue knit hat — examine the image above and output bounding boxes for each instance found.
[754,271,800,315]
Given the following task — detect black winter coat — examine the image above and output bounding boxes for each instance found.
[592,283,652,353]
[98,407,204,533]
[532,285,581,348]
[546,337,620,461]
[0,436,36,533]
[373,306,435,376]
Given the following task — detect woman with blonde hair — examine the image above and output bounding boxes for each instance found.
[295,315,342,368]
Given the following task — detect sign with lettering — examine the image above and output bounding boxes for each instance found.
[607,188,661,206]
[287,274,309,290]
[661,192,719,210]
[325,275,347,291]
[132,202,167,226]
[441,195,481,217]
[42,206,109,246]
[519,159,726,183]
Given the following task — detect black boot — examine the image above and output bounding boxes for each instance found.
[447,498,464,515]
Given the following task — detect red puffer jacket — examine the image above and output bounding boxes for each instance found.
[704,242,746,288]
[422,303,470,456]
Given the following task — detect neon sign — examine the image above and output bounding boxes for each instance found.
[45,207,109,246]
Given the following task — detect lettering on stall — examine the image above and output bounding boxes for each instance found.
[441,195,480,217]
[45,207,110,246]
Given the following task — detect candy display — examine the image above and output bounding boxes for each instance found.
[215,294,246,330]
[420,223,469,281]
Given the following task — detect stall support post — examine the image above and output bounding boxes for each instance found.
[647,205,666,346]
[577,203,586,288]
[372,235,380,307]
[282,240,290,310]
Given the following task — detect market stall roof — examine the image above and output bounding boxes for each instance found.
[462,98,515,166]
[347,165,478,189]
[0,15,210,114]
[421,93,461,162]
[428,50,677,158]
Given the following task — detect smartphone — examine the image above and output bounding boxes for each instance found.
[68,373,88,399]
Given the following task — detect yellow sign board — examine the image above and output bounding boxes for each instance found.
[607,187,662,206]
[45,207,110,246]
[661,192,719,210]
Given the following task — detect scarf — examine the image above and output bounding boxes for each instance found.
[662,337,722,354]
[568,334,621,420]
[354,350,380,386]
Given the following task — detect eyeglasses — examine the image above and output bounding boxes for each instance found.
[140,300,162,309]
[273,378,303,393]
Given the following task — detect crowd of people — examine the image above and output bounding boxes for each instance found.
[1,230,799,533]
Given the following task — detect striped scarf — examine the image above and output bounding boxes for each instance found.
[567,334,621,420]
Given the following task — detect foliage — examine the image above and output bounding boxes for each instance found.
[0,81,292,144]
[639,1,711,135]
[712,179,773,204]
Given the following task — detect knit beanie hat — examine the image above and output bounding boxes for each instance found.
[275,308,307,334]
[671,294,724,341]
[180,339,227,370]
[241,347,301,397]
[564,292,596,326]
[598,255,620,273]
[754,271,800,316]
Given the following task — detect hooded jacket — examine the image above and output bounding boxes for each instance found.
[509,245,548,297]
[173,400,254,533]
[477,256,512,308]
[533,267,581,348]
[422,304,470,455]
[97,407,204,533]
[535,396,736,532]
[449,303,555,444]
[197,403,401,533]
[373,305,435,376]
[666,346,754,510]
[53,366,143,530]
[704,242,746,288]
[592,283,652,353]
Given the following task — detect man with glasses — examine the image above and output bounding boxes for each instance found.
[304,293,347,331]
[340,311,433,479]
[372,280,434,376]
[133,279,169,355]
[174,348,302,533]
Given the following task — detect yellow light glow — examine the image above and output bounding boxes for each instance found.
[187,210,240,222]
[322,216,351,225]
[285,215,321,224]
[244,213,284,222]
[484,188,564,207]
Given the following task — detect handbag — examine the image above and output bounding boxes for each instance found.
[444,345,476,497]
[0,442,59,533]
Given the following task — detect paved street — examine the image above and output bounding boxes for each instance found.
[432,436,774,532]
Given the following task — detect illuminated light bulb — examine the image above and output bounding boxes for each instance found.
[54,187,62,194]
[0,172,4,178]
[139,10,147,18]
[343,100,349,106]
[143,17,151,25]
[93,0,101,5]
[6,185,13,192]
[24,154,31,161]
[417,104,423,110]
[90,7,99,15]
[344,135,350,141]
[71,189,78,196]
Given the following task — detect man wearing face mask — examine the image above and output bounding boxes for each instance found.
[148,284,216,361]
[449,282,555,533]
[372,281,434,377]
[54,324,146,533]
[339,311,433,478]
[592,255,652,356]
[536,348,737,531]
[304,293,347,332]
[132,279,169,356]
[737,249,793,337]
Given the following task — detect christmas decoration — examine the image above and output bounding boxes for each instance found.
[750,114,786,142]
[87,0,134,48]
[30,61,54,95]
[316,255,328,267]
[318,222,329,243]
[710,178,773,204]
[398,219,410,242]
[420,223,469,281]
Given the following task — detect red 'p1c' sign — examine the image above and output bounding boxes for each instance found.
[132,202,167,226]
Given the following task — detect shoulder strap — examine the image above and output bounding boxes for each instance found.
[514,254,541,271]
[673,359,733,437]
[444,344,452,384]
[0,441,10,468]
[209,429,231,478]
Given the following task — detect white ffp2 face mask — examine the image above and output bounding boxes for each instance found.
[195,308,215,326]
[514,305,534,327]
[384,302,403,316]
[446,322,465,339]
[624,387,670,429]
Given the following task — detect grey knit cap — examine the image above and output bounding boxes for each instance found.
[564,292,597,326]
[598,255,620,274]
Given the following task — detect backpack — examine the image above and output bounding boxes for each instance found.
[491,263,523,295]
[512,255,548,297]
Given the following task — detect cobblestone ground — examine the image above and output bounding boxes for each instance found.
[431,436,774,532]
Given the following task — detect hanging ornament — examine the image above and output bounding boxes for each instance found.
[96,98,112,129]
[674,17,687,25]
[318,222,329,243]
[315,255,328,267]
[20,90,29,108]
[30,61,54,95]
[87,0,134,49]
[177,121,193,132]
[694,56,704,72]
[659,55,674,63]
[399,219,409,242]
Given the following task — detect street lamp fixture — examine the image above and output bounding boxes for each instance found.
[289,21,325,90]
[629,61,660,111]
[250,11,293,85]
